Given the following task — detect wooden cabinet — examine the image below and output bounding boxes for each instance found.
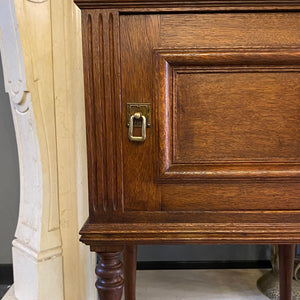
[74,1,300,299]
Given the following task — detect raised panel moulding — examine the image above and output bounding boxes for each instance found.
[155,48,300,182]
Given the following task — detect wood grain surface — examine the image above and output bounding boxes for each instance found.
[79,5,300,241]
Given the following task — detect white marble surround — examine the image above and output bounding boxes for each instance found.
[0,0,96,299]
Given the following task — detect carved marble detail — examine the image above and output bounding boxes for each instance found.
[0,0,28,113]
[0,0,64,298]
[26,0,48,3]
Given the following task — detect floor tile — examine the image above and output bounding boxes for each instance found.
[133,269,269,300]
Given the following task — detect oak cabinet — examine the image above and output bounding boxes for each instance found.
[74,1,300,299]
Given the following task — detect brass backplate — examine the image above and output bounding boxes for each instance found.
[126,103,151,128]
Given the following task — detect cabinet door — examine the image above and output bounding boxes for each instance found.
[120,12,300,214]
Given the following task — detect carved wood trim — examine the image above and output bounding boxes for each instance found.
[155,48,300,182]
[80,221,300,244]
[85,210,300,224]
[75,0,300,10]
[82,9,123,218]
[95,251,124,300]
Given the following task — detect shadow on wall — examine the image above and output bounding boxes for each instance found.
[138,244,271,263]
[0,56,20,265]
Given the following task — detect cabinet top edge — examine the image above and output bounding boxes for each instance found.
[74,0,300,10]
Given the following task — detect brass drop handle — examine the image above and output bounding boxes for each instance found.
[128,112,147,142]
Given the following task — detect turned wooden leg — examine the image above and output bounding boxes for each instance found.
[123,245,137,300]
[279,244,296,300]
[96,251,124,300]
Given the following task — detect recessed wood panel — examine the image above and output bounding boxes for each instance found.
[161,183,300,211]
[160,13,300,48]
[175,71,300,162]
[156,49,300,181]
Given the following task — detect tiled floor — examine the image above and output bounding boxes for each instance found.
[132,269,269,299]
[2,269,270,299]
